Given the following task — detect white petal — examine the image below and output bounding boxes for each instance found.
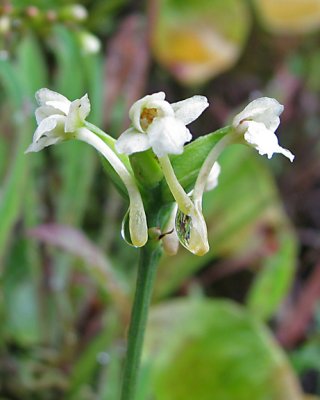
[147,117,192,158]
[129,92,166,132]
[33,116,57,142]
[35,88,70,111]
[115,127,151,155]
[171,95,209,125]
[145,99,174,118]
[244,121,294,161]
[33,115,66,142]
[46,100,70,114]
[233,97,283,131]
[205,162,221,192]
[35,105,64,123]
[65,94,91,132]
[277,147,295,162]
[25,136,62,153]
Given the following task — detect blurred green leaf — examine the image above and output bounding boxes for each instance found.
[247,231,297,320]
[143,299,303,400]
[291,338,320,374]
[16,33,48,96]
[0,52,37,264]
[3,239,40,345]
[150,0,250,85]
[53,25,86,98]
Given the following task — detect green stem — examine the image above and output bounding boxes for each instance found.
[120,241,162,400]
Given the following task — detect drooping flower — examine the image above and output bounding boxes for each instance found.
[115,92,209,158]
[26,88,148,248]
[232,97,294,161]
[25,88,90,153]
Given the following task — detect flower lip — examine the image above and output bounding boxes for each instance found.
[233,97,294,162]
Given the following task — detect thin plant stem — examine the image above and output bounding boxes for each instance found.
[120,241,162,400]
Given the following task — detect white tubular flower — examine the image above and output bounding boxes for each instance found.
[25,88,90,153]
[26,89,148,248]
[115,92,209,158]
[232,97,294,162]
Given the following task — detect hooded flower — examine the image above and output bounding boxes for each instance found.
[26,88,148,247]
[232,97,294,162]
[115,92,209,158]
[25,88,90,153]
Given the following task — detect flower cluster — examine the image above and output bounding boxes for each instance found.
[27,89,294,256]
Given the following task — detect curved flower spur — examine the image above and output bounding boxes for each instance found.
[26,88,148,248]
[116,92,211,256]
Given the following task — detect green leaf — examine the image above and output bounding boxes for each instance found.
[246,231,297,320]
[16,33,48,96]
[3,239,40,345]
[0,58,24,107]
[52,25,85,98]
[0,56,37,263]
[291,338,320,375]
[142,299,303,400]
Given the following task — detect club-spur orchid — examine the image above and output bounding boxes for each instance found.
[232,97,295,162]
[115,92,209,158]
[25,88,90,153]
[26,88,148,248]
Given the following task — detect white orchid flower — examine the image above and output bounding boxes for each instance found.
[115,92,209,158]
[25,88,90,153]
[116,91,210,255]
[26,88,148,248]
[232,97,295,162]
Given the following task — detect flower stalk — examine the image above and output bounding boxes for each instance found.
[158,155,194,215]
[120,240,162,400]
[77,128,148,247]
[192,131,235,210]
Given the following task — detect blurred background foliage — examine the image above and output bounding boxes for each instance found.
[0,0,320,399]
